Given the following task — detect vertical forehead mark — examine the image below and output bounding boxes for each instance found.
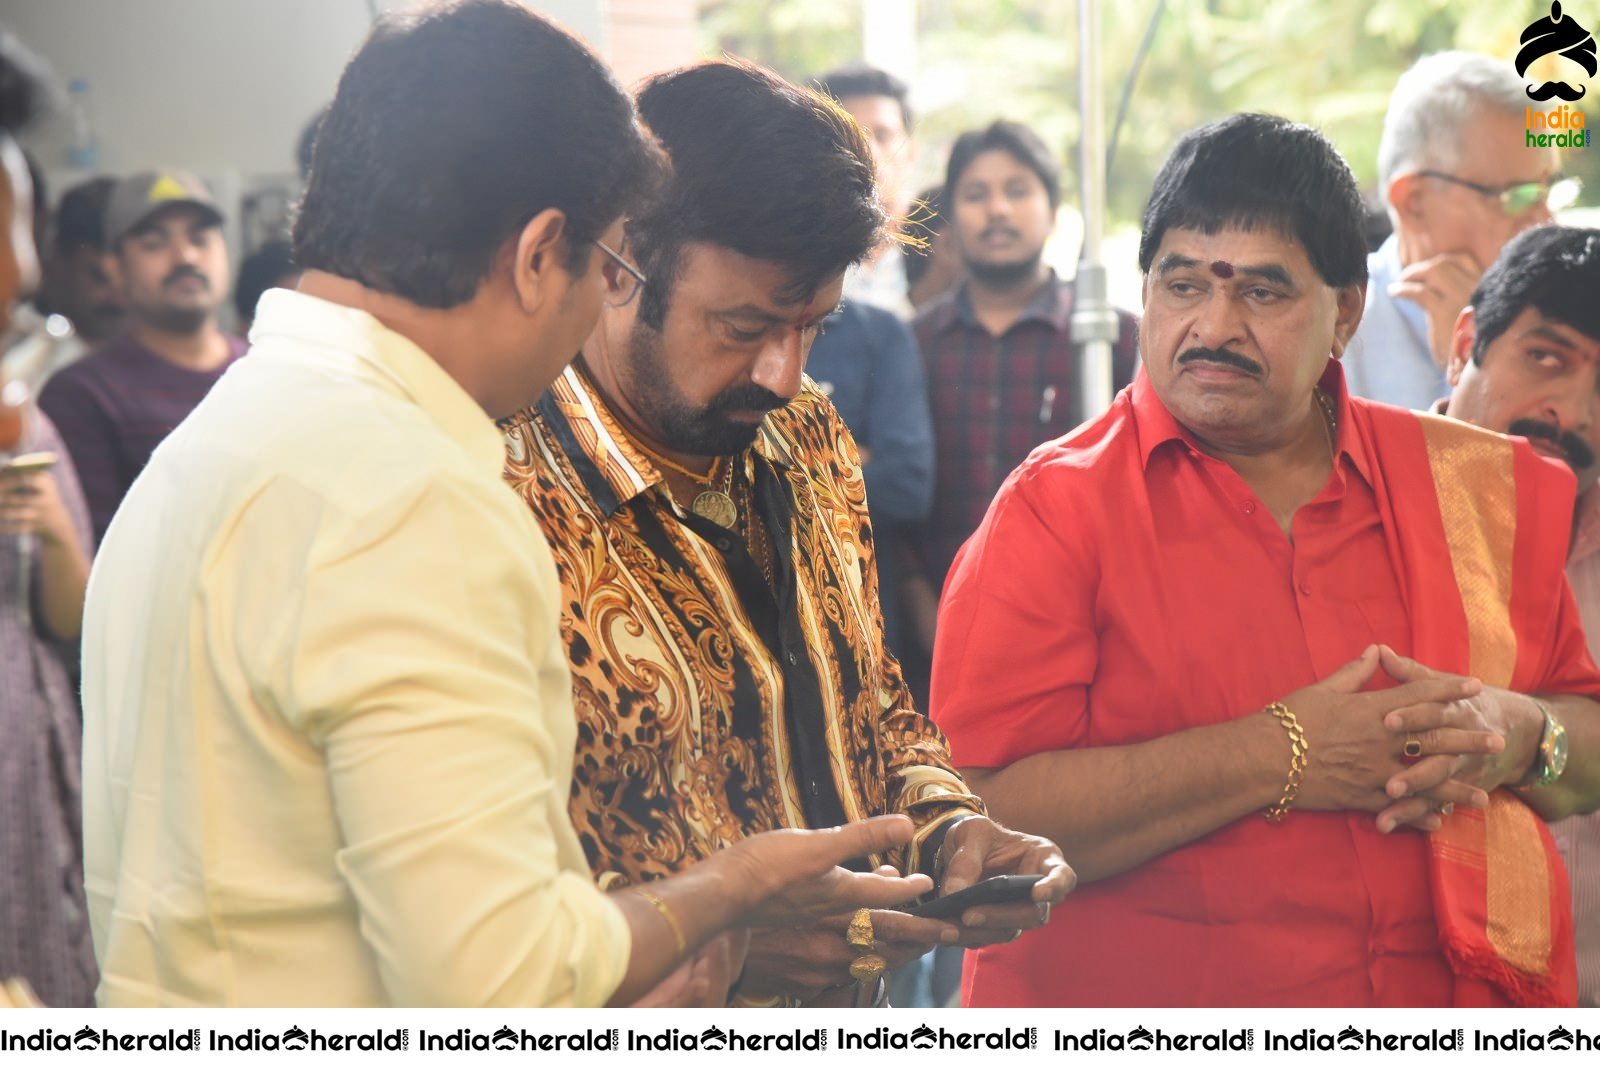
[1209,260,1235,279]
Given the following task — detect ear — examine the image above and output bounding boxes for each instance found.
[1387,173,1425,229]
[1330,280,1367,358]
[1446,305,1477,387]
[509,208,569,313]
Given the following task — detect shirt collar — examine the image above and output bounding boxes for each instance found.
[1131,359,1372,484]
[250,288,506,475]
[526,361,796,519]
[934,270,1071,335]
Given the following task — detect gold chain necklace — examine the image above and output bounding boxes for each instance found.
[625,431,739,530]
[1313,387,1338,460]
[734,467,778,590]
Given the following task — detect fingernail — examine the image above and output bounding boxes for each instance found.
[967,912,985,926]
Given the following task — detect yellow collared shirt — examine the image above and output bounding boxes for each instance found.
[81,289,628,1007]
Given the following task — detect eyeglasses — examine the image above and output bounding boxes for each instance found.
[593,239,647,307]
[1416,170,1582,215]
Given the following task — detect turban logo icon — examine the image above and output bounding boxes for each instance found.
[1518,1,1597,101]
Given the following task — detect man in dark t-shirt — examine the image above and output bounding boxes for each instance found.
[41,170,244,542]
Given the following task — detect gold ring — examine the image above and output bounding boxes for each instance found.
[1403,734,1423,759]
[849,952,887,984]
[845,908,875,952]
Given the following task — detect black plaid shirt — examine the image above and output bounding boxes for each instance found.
[912,272,1139,586]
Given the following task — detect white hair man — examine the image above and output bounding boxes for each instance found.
[1344,50,1570,410]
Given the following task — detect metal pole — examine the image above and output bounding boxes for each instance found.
[1071,0,1120,425]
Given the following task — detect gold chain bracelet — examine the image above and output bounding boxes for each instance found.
[1264,701,1308,823]
[631,886,688,954]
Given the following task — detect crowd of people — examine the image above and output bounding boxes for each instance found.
[2,0,1600,1010]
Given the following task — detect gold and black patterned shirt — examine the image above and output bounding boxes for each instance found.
[502,363,982,887]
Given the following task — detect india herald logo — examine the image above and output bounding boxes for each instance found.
[1519,2,1597,101]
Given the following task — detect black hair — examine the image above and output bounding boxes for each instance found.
[1138,113,1367,288]
[296,106,326,183]
[292,0,657,309]
[1470,226,1600,364]
[0,29,45,136]
[54,176,114,254]
[944,120,1061,210]
[629,60,884,329]
[234,240,298,324]
[815,64,913,134]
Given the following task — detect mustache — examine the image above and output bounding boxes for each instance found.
[1527,81,1588,101]
[162,267,209,289]
[707,384,787,416]
[1177,346,1263,377]
[1508,417,1596,470]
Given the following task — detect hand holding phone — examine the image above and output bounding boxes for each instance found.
[899,874,1044,920]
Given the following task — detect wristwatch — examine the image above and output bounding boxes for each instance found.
[1517,701,1569,789]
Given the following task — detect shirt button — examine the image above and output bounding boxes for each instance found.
[716,537,732,551]
[786,651,798,666]
[1298,580,1312,596]
[1242,500,1256,515]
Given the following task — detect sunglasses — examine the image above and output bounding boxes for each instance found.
[1416,171,1582,215]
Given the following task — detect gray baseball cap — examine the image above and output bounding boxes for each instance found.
[103,169,224,246]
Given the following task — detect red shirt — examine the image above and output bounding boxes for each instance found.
[932,366,1600,1007]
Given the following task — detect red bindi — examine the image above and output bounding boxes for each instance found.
[1209,260,1235,279]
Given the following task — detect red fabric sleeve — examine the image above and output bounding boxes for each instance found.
[929,464,1098,769]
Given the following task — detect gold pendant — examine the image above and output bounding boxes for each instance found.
[690,489,738,529]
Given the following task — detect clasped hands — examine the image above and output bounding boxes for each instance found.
[1284,643,1542,834]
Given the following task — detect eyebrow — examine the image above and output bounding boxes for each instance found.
[715,301,841,327]
[1154,252,1295,288]
[1525,323,1581,345]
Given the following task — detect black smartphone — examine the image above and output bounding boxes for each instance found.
[900,874,1044,920]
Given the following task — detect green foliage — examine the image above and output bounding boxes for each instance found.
[699,0,1598,227]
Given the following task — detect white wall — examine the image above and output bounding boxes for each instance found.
[3,0,607,180]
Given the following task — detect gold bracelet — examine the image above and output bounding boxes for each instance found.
[631,886,687,955]
[1264,701,1308,823]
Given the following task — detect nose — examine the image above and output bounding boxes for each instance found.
[1552,370,1600,433]
[174,235,204,265]
[749,329,806,402]
[1188,289,1248,353]
[986,188,1013,221]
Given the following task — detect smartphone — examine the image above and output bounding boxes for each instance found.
[1,451,56,476]
[900,874,1044,920]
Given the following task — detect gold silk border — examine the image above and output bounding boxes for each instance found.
[1419,417,1551,977]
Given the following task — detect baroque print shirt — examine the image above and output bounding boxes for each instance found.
[502,363,982,886]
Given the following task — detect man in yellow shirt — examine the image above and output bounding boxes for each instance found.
[80,0,929,1008]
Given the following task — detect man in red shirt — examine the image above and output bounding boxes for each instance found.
[932,112,1600,1007]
